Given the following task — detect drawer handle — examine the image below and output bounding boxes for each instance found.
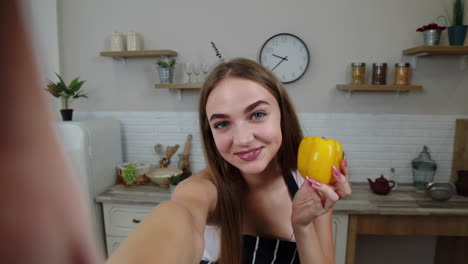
[132,218,141,224]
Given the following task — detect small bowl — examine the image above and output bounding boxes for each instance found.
[147,168,183,188]
[426,182,455,202]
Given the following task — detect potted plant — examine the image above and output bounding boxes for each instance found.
[155,58,176,84]
[168,174,183,192]
[45,73,88,121]
[447,0,467,45]
[416,23,446,45]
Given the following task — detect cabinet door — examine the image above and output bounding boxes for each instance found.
[333,213,349,264]
[106,235,125,258]
[103,203,155,237]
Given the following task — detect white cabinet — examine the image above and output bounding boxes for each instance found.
[106,235,124,257]
[333,213,349,264]
[102,203,155,257]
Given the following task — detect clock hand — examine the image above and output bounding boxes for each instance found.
[271,56,288,71]
[272,54,288,61]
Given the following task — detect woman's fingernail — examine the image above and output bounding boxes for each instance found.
[332,165,342,179]
[306,176,312,186]
[307,178,322,188]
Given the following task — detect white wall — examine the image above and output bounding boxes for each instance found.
[22,0,61,114]
[59,0,467,114]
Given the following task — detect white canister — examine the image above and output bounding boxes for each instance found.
[110,31,125,51]
[127,31,142,51]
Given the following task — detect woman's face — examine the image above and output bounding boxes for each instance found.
[205,77,282,176]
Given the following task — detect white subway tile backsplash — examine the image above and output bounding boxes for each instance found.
[76,112,467,184]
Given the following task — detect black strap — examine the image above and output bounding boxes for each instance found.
[283,171,299,199]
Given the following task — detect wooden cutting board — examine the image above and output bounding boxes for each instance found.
[451,119,468,183]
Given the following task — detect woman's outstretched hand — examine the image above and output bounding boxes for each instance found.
[291,158,351,227]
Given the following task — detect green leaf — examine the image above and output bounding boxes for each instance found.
[45,81,62,97]
[45,73,88,107]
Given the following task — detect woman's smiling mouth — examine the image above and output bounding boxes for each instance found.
[235,147,263,161]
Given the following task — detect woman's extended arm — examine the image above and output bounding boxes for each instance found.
[107,172,217,264]
[292,158,351,264]
[1,1,101,263]
[311,158,351,263]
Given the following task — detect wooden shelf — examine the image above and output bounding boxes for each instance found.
[154,83,202,89]
[403,46,468,56]
[100,50,177,58]
[336,84,423,92]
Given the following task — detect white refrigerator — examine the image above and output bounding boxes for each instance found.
[55,118,123,258]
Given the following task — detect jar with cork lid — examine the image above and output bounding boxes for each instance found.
[394,63,411,85]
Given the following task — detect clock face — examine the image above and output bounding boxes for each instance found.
[259,33,310,84]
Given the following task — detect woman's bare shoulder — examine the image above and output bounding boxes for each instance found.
[171,168,218,214]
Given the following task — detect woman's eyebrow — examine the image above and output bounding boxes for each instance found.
[244,100,270,114]
[209,113,228,122]
[209,100,270,122]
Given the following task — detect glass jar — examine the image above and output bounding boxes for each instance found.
[351,62,366,85]
[372,63,387,85]
[411,146,437,190]
[110,31,125,51]
[394,63,411,85]
[127,31,142,51]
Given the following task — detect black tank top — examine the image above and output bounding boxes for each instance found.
[201,172,300,264]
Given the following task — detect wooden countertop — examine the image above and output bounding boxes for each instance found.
[96,183,468,215]
[335,183,468,216]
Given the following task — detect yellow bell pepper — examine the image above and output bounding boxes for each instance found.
[297,136,343,184]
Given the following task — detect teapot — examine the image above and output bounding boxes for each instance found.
[368,175,395,195]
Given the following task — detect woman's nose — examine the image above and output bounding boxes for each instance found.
[232,125,253,145]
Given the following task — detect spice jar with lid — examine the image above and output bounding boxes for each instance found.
[394,63,411,85]
[372,63,387,85]
[351,62,366,85]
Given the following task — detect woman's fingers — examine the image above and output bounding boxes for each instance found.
[332,165,352,198]
[307,177,339,210]
[340,157,348,176]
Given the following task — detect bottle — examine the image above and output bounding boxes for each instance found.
[351,62,366,85]
[372,63,387,85]
[394,63,411,85]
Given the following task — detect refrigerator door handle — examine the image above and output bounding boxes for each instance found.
[132,218,141,224]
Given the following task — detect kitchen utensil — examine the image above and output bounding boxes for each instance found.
[179,134,192,172]
[426,182,455,202]
[147,168,183,188]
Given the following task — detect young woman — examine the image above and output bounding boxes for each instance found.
[108,58,351,264]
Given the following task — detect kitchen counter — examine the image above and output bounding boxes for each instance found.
[335,183,468,216]
[96,183,468,215]
[96,184,171,205]
[96,183,468,264]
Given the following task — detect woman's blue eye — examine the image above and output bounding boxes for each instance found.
[251,112,266,120]
[214,121,229,129]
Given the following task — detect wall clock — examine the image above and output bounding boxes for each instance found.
[259,33,310,84]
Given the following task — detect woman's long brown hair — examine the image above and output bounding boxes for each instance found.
[198,58,303,263]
